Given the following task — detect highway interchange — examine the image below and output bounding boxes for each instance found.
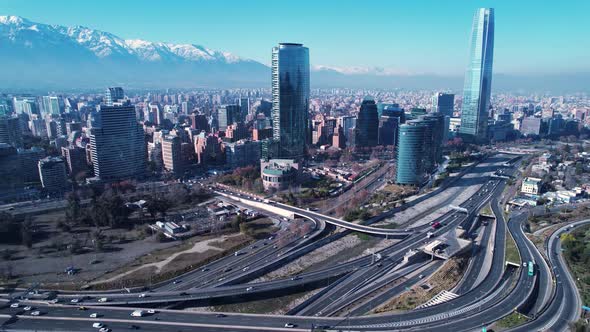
[0,153,585,331]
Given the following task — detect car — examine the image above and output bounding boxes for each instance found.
[290,276,301,281]
[10,303,19,308]
[223,267,232,272]
[147,309,156,314]
[522,262,527,267]
[98,297,108,303]
[218,277,225,281]
[49,298,59,304]
[92,322,104,328]
[138,293,147,298]
[128,325,140,330]
[179,292,188,296]
[99,328,111,332]
[89,313,100,318]
[216,313,226,318]
[173,279,182,284]
[23,306,32,311]
[284,323,296,328]
[131,310,145,317]
[246,287,254,291]
[30,311,41,316]
[70,298,80,303]
[418,274,424,279]
[201,268,209,272]
[242,266,250,271]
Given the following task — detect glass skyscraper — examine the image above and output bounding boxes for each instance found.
[355,96,379,147]
[272,43,310,160]
[459,8,494,141]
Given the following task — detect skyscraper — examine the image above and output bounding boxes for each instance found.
[38,156,68,194]
[105,87,125,106]
[217,105,239,131]
[355,97,379,147]
[272,43,310,160]
[0,116,23,148]
[432,93,455,117]
[459,8,494,142]
[89,104,146,181]
[162,135,184,174]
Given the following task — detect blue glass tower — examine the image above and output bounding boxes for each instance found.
[459,8,494,142]
[272,43,310,160]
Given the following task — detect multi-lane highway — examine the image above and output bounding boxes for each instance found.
[1,153,585,331]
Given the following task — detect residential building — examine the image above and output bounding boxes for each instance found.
[521,177,542,195]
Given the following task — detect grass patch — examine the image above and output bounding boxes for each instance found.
[481,203,493,216]
[505,227,521,264]
[496,311,530,329]
[353,232,373,241]
[211,290,311,314]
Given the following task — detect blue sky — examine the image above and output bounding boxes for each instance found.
[3,0,589,76]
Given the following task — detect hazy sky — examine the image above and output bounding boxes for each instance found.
[3,0,589,76]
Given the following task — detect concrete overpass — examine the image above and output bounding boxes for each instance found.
[215,191,411,238]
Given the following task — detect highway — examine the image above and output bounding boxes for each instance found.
[4,153,584,331]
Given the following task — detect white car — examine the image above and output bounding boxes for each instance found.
[30,311,41,316]
[10,303,19,308]
[89,313,99,318]
[98,297,108,303]
[138,293,147,298]
[92,322,104,328]
[99,328,111,332]
[246,287,254,292]
[49,298,59,304]
[147,309,156,314]
[70,298,80,303]
[23,306,32,311]
[284,323,296,328]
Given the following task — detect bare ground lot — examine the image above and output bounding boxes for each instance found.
[0,211,275,290]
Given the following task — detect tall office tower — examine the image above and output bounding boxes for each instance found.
[432,93,455,117]
[459,8,494,142]
[19,147,46,183]
[378,116,400,146]
[189,113,209,132]
[217,105,239,131]
[272,43,310,160]
[46,119,58,139]
[0,116,23,148]
[355,97,379,147]
[239,98,250,120]
[181,101,189,115]
[161,135,184,174]
[422,113,446,168]
[61,146,88,177]
[38,156,68,194]
[396,117,443,186]
[89,105,146,181]
[105,87,125,106]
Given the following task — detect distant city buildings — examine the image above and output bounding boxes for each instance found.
[459,8,495,142]
[105,87,125,106]
[271,43,310,160]
[0,116,23,148]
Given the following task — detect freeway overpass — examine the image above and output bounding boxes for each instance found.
[215,190,411,237]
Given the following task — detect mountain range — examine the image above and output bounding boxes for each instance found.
[0,15,587,92]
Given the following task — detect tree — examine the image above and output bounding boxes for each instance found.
[21,218,33,248]
[65,192,81,226]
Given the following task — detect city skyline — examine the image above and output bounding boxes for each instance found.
[1,0,589,77]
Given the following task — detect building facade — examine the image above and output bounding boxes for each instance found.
[38,156,68,194]
[355,97,379,147]
[459,8,494,142]
[89,105,146,181]
[271,43,310,160]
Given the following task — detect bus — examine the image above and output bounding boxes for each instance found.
[527,261,535,276]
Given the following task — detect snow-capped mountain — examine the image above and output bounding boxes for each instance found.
[0,15,268,88]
